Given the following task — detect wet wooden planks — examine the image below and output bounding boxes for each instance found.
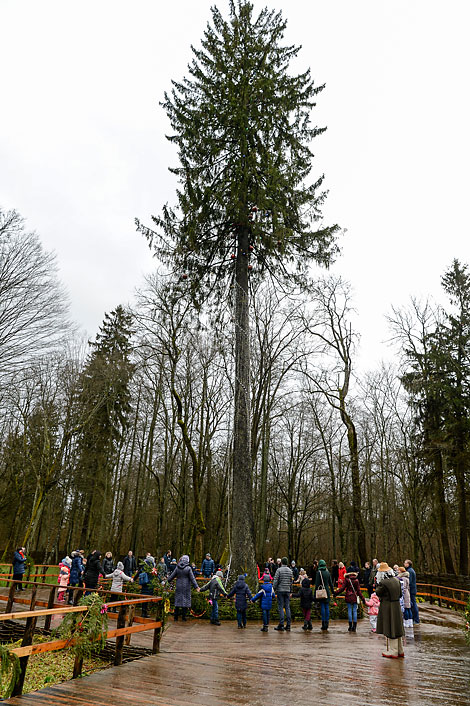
[5,615,469,706]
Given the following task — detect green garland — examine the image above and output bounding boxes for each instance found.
[0,644,21,699]
[56,593,108,660]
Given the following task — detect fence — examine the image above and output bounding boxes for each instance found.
[0,578,163,697]
[416,582,470,608]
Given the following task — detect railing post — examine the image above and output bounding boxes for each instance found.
[152,600,162,654]
[44,587,56,632]
[41,566,47,584]
[437,585,441,607]
[124,605,135,646]
[11,615,37,697]
[72,655,83,679]
[114,604,127,666]
[5,581,16,614]
[29,585,38,611]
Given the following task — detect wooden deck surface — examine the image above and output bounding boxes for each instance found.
[4,604,469,706]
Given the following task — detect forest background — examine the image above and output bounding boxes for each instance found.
[0,1,469,576]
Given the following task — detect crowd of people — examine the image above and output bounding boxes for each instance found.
[12,545,420,659]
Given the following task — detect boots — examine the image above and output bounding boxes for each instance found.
[398,637,405,658]
[348,622,353,631]
[382,637,399,659]
[352,623,357,632]
[307,620,313,630]
[324,621,329,631]
[302,621,308,630]
[260,625,268,632]
[321,621,327,630]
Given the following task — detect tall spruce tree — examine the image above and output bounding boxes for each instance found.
[137,1,338,579]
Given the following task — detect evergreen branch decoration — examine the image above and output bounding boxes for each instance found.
[56,593,108,660]
[0,644,21,699]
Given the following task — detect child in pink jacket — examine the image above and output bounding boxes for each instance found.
[365,591,380,632]
[57,557,72,602]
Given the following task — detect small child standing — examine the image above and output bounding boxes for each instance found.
[252,574,274,632]
[293,577,314,630]
[57,557,72,602]
[227,574,252,628]
[365,591,380,632]
[200,570,228,626]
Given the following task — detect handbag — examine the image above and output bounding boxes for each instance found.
[315,571,328,600]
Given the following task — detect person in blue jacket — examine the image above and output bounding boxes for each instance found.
[200,553,215,578]
[404,559,420,624]
[252,574,274,631]
[227,574,252,628]
[13,547,26,591]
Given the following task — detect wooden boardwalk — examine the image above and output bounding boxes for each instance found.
[5,606,469,706]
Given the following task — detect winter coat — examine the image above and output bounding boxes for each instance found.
[13,551,26,576]
[338,565,346,586]
[107,563,133,593]
[157,562,167,582]
[102,557,114,575]
[369,565,378,588]
[227,576,252,610]
[398,572,411,608]
[252,581,274,610]
[70,553,84,585]
[273,565,293,593]
[84,555,103,587]
[291,565,299,581]
[123,555,137,576]
[200,575,227,600]
[376,576,404,639]
[407,566,417,596]
[334,572,365,604]
[362,566,371,587]
[293,578,314,610]
[314,567,334,601]
[58,564,70,588]
[168,556,199,608]
[200,558,215,577]
[365,592,380,616]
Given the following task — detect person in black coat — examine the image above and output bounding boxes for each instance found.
[227,575,252,628]
[293,577,314,630]
[83,551,103,592]
[123,551,137,577]
[102,552,114,575]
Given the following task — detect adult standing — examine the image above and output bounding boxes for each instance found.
[362,561,371,594]
[83,551,103,592]
[12,547,26,591]
[337,562,346,587]
[368,558,379,596]
[123,551,137,577]
[334,565,365,631]
[314,559,334,631]
[68,550,85,604]
[375,562,405,659]
[168,554,200,621]
[330,560,339,587]
[200,553,215,577]
[397,566,413,628]
[404,559,420,624]
[273,556,293,631]
[102,552,114,575]
[164,550,172,572]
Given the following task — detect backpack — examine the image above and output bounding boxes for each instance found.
[139,571,150,585]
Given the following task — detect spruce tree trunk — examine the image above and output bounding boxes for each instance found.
[434,449,455,574]
[231,227,256,583]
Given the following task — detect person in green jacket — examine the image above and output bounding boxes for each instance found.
[314,559,334,631]
[200,570,228,626]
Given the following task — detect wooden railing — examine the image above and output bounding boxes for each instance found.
[416,582,470,608]
[0,564,59,584]
[0,578,164,697]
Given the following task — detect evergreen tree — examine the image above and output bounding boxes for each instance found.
[137,1,338,579]
[75,306,134,548]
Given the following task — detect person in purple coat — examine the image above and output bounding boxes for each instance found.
[167,554,200,621]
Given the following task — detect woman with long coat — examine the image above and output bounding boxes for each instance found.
[167,554,200,621]
[375,562,405,658]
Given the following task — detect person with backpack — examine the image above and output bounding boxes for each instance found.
[293,576,314,630]
[314,559,334,631]
[252,574,274,631]
[200,570,228,625]
[227,574,253,628]
[334,564,366,632]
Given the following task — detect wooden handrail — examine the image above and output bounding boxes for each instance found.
[0,605,89,621]
[417,582,470,595]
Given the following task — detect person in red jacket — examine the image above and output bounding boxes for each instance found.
[337,562,346,587]
[334,566,366,631]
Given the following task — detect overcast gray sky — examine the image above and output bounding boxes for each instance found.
[1,0,469,370]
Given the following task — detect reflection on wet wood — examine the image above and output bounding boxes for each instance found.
[4,610,469,705]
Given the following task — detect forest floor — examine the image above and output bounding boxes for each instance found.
[3,601,468,706]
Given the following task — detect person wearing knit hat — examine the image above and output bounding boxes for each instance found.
[375,561,405,658]
[315,559,334,631]
[200,569,228,625]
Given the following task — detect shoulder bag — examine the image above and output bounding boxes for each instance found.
[315,571,328,600]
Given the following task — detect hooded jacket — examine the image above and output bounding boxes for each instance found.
[334,571,365,604]
[168,555,199,608]
[84,554,103,586]
[398,571,411,608]
[314,561,334,600]
[200,575,228,600]
[293,577,314,609]
[365,592,380,615]
[107,562,133,593]
[252,580,274,610]
[227,575,252,610]
[13,551,26,576]
[70,552,84,585]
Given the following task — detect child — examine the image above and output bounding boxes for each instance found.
[227,574,252,628]
[298,568,308,584]
[293,576,314,630]
[365,591,380,632]
[57,556,72,602]
[200,570,228,625]
[252,574,274,632]
[106,561,134,598]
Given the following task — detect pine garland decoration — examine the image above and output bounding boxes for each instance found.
[0,644,21,699]
[56,593,108,660]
